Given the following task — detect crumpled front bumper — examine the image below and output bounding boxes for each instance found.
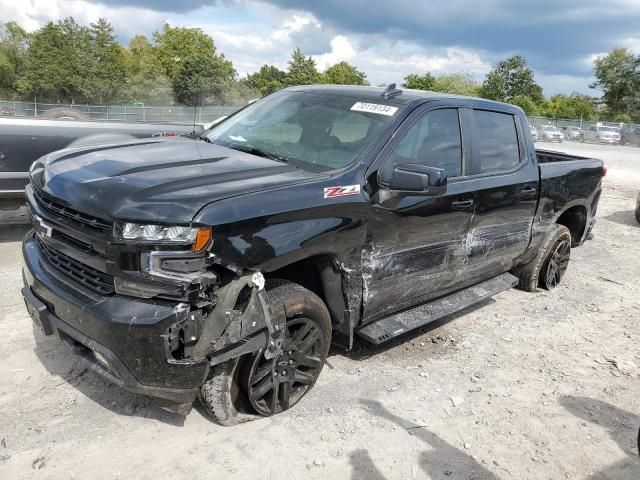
[22,232,209,413]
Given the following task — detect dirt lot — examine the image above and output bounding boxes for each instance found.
[1,142,639,480]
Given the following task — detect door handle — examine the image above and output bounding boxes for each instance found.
[452,199,474,210]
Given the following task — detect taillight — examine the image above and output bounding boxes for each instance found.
[601,166,607,177]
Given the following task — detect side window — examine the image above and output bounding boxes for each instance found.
[473,110,520,174]
[384,108,462,179]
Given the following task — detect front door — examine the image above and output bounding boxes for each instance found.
[362,106,476,323]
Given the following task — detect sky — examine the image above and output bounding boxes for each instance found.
[2,0,640,96]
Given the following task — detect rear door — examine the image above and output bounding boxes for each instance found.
[461,109,538,282]
[362,104,478,322]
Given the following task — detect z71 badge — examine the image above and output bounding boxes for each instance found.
[323,185,361,199]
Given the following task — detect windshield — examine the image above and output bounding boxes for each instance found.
[599,126,619,132]
[542,126,559,132]
[203,90,398,171]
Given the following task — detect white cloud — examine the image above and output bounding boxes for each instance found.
[312,35,357,70]
[0,0,167,38]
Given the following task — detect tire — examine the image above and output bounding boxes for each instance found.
[199,281,332,425]
[513,224,572,292]
[39,107,89,121]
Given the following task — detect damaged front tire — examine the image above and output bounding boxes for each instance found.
[198,281,331,425]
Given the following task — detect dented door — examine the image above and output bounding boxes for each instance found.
[462,109,538,281]
[361,106,477,323]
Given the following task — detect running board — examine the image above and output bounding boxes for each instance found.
[357,272,518,345]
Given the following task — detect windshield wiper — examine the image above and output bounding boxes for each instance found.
[223,143,289,163]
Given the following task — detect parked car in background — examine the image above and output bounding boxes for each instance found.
[582,125,621,144]
[621,126,640,146]
[636,193,640,223]
[537,125,564,143]
[530,124,538,141]
[562,126,583,141]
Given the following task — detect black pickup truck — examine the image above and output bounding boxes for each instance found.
[0,117,202,209]
[21,85,604,424]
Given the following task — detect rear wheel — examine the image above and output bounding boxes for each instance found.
[199,281,331,425]
[513,224,572,292]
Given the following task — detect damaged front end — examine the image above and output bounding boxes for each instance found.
[168,272,285,367]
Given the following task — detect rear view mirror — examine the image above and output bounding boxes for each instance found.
[388,163,447,195]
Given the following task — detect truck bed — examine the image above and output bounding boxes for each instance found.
[536,149,591,163]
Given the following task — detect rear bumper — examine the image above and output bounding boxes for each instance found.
[22,232,208,412]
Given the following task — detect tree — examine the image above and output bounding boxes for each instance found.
[591,48,640,120]
[172,52,235,106]
[431,73,480,96]
[321,61,368,85]
[15,18,92,102]
[123,35,173,104]
[540,93,598,120]
[0,22,29,97]
[285,48,319,86]
[153,24,218,81]
[402,72,436,91]
[245,64,286,95]
[84,18,126,103]
[479,55,543,104]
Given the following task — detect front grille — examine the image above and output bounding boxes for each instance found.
[38,238,115,295]
[34,189,112,232]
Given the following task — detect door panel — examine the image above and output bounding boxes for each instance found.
[463,110,538,281]
[362,106,477,322]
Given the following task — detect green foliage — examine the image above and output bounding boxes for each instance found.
[122,35,173,104]
[510,96,541,116]
[431,73,480,96]
[153,24,217,82]
[321,61,368,85]
[84,18,126,103]
[245,64,286,95]
[590,48,640,121]
[402,72,436,91]
[285,48,319,86]
[539,93,598,120]
[0,21,29,97]
[15,18,92,102]
[172,52,235,105]
[480,55,543,103]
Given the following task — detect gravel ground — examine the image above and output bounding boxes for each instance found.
[0,142,639,480]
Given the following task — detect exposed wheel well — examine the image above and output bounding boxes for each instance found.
[264,255,346,328]
[556,206,587,246]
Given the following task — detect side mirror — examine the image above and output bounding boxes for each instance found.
[388,163,447,195]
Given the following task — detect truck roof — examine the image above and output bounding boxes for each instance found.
[286,84,514,110]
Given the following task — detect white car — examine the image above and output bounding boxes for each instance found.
[538,125,564,143]
[582,126,620,144]
[530,124,538,142]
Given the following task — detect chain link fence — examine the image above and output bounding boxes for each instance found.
[0,100,240,124]
[527,115,637,131]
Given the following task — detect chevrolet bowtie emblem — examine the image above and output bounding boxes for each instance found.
[35,215,53,238]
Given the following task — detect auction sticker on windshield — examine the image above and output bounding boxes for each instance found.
[350,102,398,116]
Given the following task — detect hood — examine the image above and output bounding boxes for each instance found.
[37,137,323,224]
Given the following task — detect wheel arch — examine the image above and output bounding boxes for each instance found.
[263,253,349,332]
[555,204,588,246]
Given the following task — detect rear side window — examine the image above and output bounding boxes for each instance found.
[473,110,520,174]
